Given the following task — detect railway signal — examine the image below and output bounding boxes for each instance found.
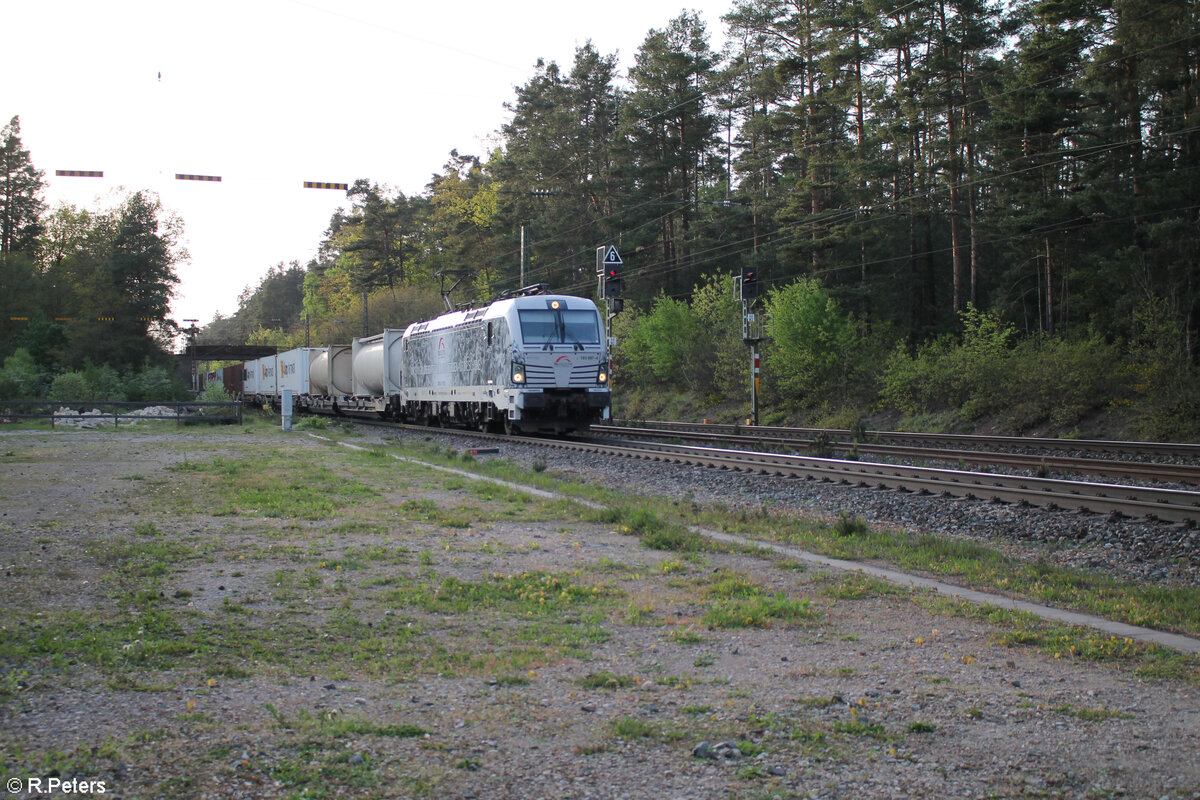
[596,245,625,417]
[603,265,621,300]
[736,266,766,426]
[740,266,759,302]
[596,245,623,302]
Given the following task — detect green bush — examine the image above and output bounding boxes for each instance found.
[996,334,1126,429]
[613,274,744,398]
[200,381,233,402]
[884,308,1130,433]
[1126,298,1200,441]
[833,512,869,537]
[48,371,91,401]
[0,349,44,399]
[81,364,126,401]
[637,295,707,389]
[882,306,1015,417]
[766,278,861,407]
[127,364,188,402]
[690,273,745,398]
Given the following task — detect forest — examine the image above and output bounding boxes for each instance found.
[2,0,1198,437]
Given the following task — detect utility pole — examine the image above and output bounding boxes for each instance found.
[183,320,199,392]
[520,224,528,286]
[361,289,369,338]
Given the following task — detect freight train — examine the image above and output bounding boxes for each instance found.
[208,290,611,435]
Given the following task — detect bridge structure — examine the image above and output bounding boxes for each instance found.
[176,345,278,391]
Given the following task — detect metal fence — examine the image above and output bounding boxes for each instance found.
[0,401,243,427]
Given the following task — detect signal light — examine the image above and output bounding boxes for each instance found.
[603,260,622,300]
[740,267,759,301]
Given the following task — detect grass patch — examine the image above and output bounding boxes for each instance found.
[266,705,427,738]
[578,671,635,689]
[1051,705,1132,722]
[383,571,622,615]
[687,500,1200,641]
[397,498,477,529]
[88,536,197,579]
[697,569,815,629]
[670,627,705,645]
[818,572,907,600]
[832,709,889,739]
[167,453,376,520]
[609,716,659,740]
[926,599,1200,683]
[608,506,706,552]
[703,594,814,629]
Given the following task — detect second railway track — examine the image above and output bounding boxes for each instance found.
[607,419,1200,463]
[567,436,1200,525]
[593,422,1200,486]
[358,418,1200,525]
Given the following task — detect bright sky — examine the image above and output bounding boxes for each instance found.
[8,0,734,328]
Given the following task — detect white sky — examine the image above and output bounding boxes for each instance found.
[8,0,733,327]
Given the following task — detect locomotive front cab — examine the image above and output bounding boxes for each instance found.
[507,297,610,433]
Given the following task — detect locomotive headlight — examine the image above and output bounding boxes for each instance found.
[511,361,526,384]
[597,368,608,384]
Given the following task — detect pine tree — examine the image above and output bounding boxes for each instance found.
[494,44,624,293]
[621,12,722,298]
[70,192,184,367]
[0,116,45,255]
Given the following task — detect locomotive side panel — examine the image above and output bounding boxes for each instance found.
[484,316,513,388]
[449,321,488,387]
[401,329,437,389]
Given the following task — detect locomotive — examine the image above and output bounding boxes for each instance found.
[226,289,610,435]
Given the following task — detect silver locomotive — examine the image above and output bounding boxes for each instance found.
[235,291,610,435]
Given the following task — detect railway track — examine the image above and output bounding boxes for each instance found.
[593,421,1200,486]
[362,419,1200,525]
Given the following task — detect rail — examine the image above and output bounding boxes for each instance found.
[592,424,1200,485]
[604,419,1200,462]
[348,419,1200,524]
[0,400,243,427]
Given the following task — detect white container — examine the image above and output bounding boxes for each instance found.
[352,329,404,397]
[309,345,353,397]
[243,356,277,397]
[277,347,317,396]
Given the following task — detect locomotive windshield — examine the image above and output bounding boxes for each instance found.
[518,308,601,345]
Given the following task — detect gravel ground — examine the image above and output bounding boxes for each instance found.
[1,426,1198,800]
